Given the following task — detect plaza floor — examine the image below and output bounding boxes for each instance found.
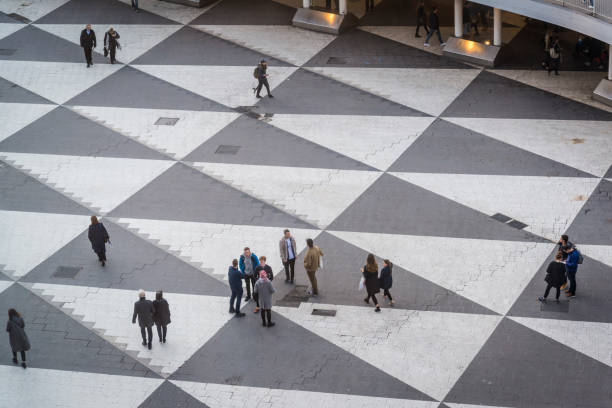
[0,0,612,407]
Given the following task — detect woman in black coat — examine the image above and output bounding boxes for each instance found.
[539,252,567,302]
[88,215,110,266]
[152,291,171,343]
[379,259,394,307]
[361,253,381,312]
[6,308,30,368]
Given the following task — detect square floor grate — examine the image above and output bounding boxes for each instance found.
[0,49,16,56]
[507,220,528,230]
[53,266,82,279]
[491,213,512,223]
[215,145,241,155]
[327,57,348,64]
[276,285,310,308]
[312,309,336,317]
[540,300,569,313]
[155,117,179,126]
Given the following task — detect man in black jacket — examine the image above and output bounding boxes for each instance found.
[104,28,120,64]
[415,1,429,38]
[80,24,96,67]
[132,290,155,350]
[255,60,273,99]
[424,6,446,47]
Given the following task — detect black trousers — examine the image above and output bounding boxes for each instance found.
[131,0,139,9]
[12,351,26,361]
[109,45,116,63]
[548,58,560,74]
[140,326,153,344]
[283,258,295,281]
[95,248,106,262]
[383,288,392,301]
[260,309,272,325]
[365,294,379,304]
[365,0,374,11]
[325,0,337,10]
[156,324,167,341]
[567,269,577,295]
[416,17,429,35]
[543,284,560,299]
[256,78,271,96]
[84,47,93,64]
[244,275,257,298]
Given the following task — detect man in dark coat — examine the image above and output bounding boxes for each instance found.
[415,0,429,38]
[255,60,273,99]
[152,291,171,343]
[132,290,155,349]
[539,252,566,302]
[6,309,30,369]
[88,216,109,266]
[228,259,245,317]
[424,6,446,47]
[80,24,97,68]
[103,27,120,64]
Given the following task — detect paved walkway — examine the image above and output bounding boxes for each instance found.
[0,0,611,407]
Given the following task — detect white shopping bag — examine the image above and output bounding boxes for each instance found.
[358,276,365,291]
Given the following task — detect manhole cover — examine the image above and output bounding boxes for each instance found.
[0,49,17,56]
[491,213,512,223]
[8,13,31,23]
[540,300,569,313]
[276,285,310,308]
[327,57,348,64]
[53,266,82,279]
[312,309,336,317]
[215,145,241,155]
[507,219,528,230]
[154,117,179,126]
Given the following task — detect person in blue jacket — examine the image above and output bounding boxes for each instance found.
[564,247,580,298]
[379,259,394,306]
[228,259,245,318]
[239,247,260,302]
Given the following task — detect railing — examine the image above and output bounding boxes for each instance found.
[546,0,612,23]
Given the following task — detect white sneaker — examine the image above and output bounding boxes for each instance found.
[441,42,447,46]
[423,43,430,47]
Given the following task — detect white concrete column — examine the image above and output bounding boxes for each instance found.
[339,0,347,15]
[493,8,502,46]
[454,0,463,38]
[302,0,310,8]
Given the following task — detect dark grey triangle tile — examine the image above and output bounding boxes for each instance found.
[444,318,612,407]
[605,165,612,179]
[254,68,427,116]
[359,0,455,26]
[0,24,106,63]
[0,283,159,377]
[0,12,21,23]
[108,162,313,228]
[305,28,468,68]
[36,0,175,24]
[188,0,295,25]
[328,173,547,242]
[66,65,231,111]
[139,381,210,408]
[0,76,54,104]
[564,179,612,245]
[183,115,373,170]
[132,25,290,66]
[388,118,594,177]
[442,70,612,120]
[0,106,167,160]
[0,161,90,214]
[20,220,228,297]
[171,308,432,401]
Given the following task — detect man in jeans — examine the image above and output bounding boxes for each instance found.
[279,229,297,284]
[424,6,446,47]
[303,238,323,297]
[239,247,259,301]
[564,246,580,298]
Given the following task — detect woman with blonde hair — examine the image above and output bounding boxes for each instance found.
[361,253,381,312]
[88,215,110,266]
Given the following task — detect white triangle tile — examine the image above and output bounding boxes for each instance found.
[70,106,239,159]
[116,218,319,281]
[0,0,70,22]
[0,210,89,278]
[308,67,481,117]
[0,152,174,213]
[116,0,217,24]
[0,102,57,143]
[0,23,24,40]
[510,316,612,368]
[0,365,163,407]
[0,61,121,105]
[329,230,554,315]
[193,162,381,228]
[443,117,612,177]
[390,172,600,241]
[192,25,335,66]
[579,245,612,269]
[269,115,435,171]
[133,64,298,108]
[0,281,14,293]
[172,380,440,408]
[31,283,232,375]
[277,303,502,401]
[34,24,182,63]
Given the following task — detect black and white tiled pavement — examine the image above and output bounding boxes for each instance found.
[0,0,611,406]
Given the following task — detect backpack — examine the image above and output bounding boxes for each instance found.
[576,249,584,264]
[253,66,259,79]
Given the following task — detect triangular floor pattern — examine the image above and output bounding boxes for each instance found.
[0,284,157,377]
[268,114,435,171]
[443,117,612,177]
[277,303,501,401]
[171,310,429,401]
[0,76,54,104]
[108,162,312,228]
[0,106,167,160]
[138,381,210,408]
[21,220,229,297]
[193,162,381,228]
[580,244,612,269]
[71,105,240,159]
[114,0,212,25]
[183,114,371,170]
[0,210,89,278]
[0,102,56,144]
[31,283,233,376]
[0,22,26,40]
[564,179,612,245]
[390,172,599,241]
[444,318,612,407]
[116,217,319,282]
[36,0,175,24]
[189,0,296,25]
[1,152,174,214]
[0,0,70,22]
[388,118,592,177]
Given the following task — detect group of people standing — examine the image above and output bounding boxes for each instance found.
[79,24,121,67]
[539,235,581,302]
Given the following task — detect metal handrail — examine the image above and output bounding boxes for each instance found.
[546,0,612,22]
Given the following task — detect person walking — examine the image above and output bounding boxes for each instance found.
[254,270,276,327]
[152,291,170,343]
[538,252,566,303]
[80,24,97,68]
[379,259,394,306]
[103,27,120,64]
[415,1,429,38]
[303,238,323,297]
[424,6,446,47]
[279,229,297,284]
[239,247,259,302]
[255,60,273,99]
[228,259,245,317]
[361,254,381,312]
[254,256,274,313]
[564,246,580,298]
[132,290,155,350]
[365,0,374,12]
[6,309,30,369]
[88,216,109,267]
[131,0,139,11]
[548,36,561,76]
